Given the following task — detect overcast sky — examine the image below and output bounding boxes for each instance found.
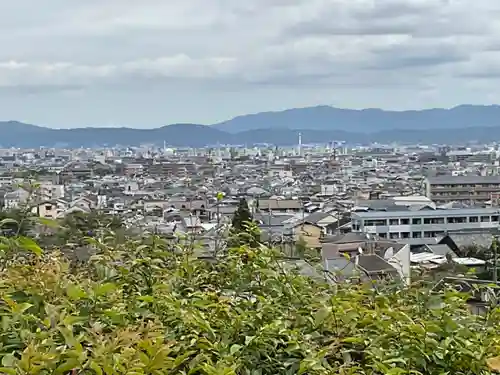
[1,0,499,128]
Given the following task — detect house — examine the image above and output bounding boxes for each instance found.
[320,232,371,259]
[256,199,303,215]
[71,196,96,211]
[4,188,29,209]
[325,254,400,284]
[291,222,323,249]
[31,200,58,219]
[321,235,411,284]
[351,207,500,245]
[124,181,139,193]
[38,182,65,200]
[297,210,341,234]
[432,277,500,315]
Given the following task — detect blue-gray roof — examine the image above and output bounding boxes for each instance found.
[352,207,500,219]
[427,175,500,184]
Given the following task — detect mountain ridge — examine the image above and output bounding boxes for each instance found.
[2,104,500,147]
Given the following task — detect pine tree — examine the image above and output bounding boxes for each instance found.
[229,198,260,248]
[231,198,253,232]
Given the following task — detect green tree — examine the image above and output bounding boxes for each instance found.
[229,198,260,248]
[294,235,308,258]
[231,198,253,232]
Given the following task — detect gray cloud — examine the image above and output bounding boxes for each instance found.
[0,0,499,126]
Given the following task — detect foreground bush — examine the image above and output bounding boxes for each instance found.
[0,234,499,374]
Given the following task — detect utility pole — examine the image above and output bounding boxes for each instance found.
[214,192,223,255]
[493,234,498,283]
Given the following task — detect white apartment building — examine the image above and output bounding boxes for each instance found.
[351,207,500,245]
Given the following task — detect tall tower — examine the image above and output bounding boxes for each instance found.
[298,132,302,156]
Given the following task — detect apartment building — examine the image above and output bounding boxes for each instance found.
[425,176,500,204]
[351,207,500,245]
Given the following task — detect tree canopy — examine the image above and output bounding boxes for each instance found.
[231,198,253,231]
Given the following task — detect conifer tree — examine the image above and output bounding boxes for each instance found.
[231,198,253,231]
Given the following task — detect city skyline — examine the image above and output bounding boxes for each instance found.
[1,0,500,127]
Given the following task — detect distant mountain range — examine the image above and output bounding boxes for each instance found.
[2,105,500,147]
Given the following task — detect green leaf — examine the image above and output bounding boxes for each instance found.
[1,354,16,367]
[54,358,80,374]
[0,218,18,228]
[12,302,33,315]
[89,361,103,375]
[16,236,43,256]
[230,344,242,355]
[39,217,60,228]
[66,284,87,300]
[94,282,117,296]
[137,295,154,303]
[0,368,17,375]
[314,307,330,326]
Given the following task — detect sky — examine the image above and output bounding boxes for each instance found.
[1,0,500,128]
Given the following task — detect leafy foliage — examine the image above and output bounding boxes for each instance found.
[0,209,33,236]
[0,228,497,374]
[53,211,124,246]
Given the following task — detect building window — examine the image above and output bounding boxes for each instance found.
[469,216,479,223]
[401,232,410,238]
[492,215,499,222]
[389,219,399,225]
[424,218,445,224]
[365,219,387,226]
[481,216,490,222]
[400,218,410,225]
[412,232,422,238]
[412,218,421,225]
[389,232,399,239]
[448,216,467,224]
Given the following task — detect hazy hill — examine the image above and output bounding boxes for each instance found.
[212,104,500,133]
[2,105,500,147]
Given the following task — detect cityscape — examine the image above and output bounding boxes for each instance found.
[2,0,500,373]
[1,140,500,281]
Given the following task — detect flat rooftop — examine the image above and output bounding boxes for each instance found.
[427,175,500,184]
[352,207,500,219]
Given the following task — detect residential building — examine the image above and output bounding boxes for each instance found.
[425,175,500,204]
[351,207,500,245]
[4,188,29,209]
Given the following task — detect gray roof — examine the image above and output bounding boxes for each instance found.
[427,175,500,184]
[322,232,369,244]
[445,232,495,249]
[281,259,324,280]
[302,211,333,224]
[426,244,457,257]
[352,207,500,219]
[357,254,398,274]
[325,257,356,276]
[254,213,294,226]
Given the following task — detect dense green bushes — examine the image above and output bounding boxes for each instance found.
[0,232,498,374]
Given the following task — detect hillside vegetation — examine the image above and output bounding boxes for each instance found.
[0,221,499,374]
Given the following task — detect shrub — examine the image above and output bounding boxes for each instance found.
[0,232,498,374]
